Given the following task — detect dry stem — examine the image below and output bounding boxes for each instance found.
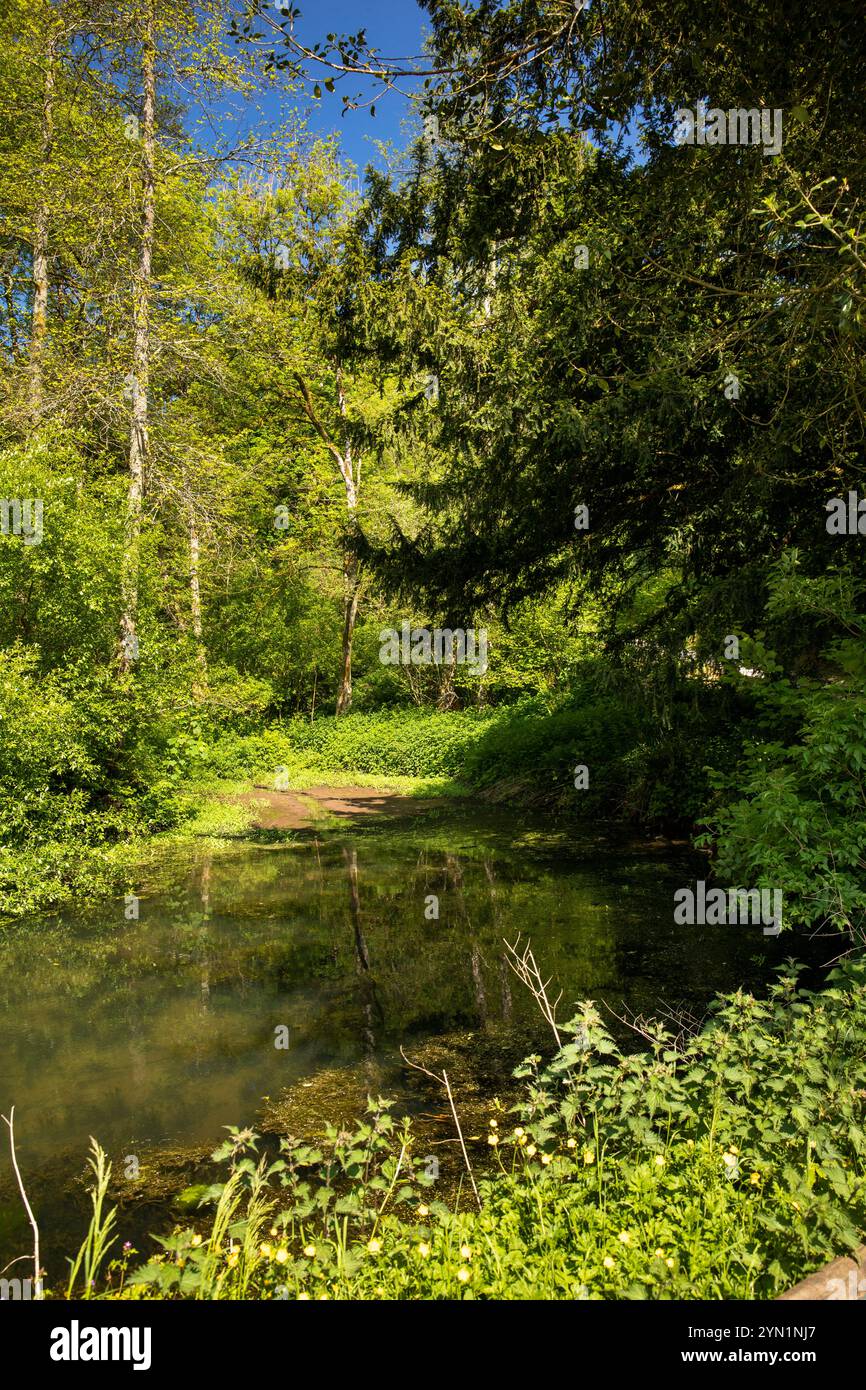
[502,934,563,1047]
[400,1048,482,1210]
[1,1106,42,1298]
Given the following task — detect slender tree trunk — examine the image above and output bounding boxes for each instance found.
[290,365,362,714]
[335,365,360,715]
[336,555,360,715]
[437,658,458,710]
[188,503,207,695]
[119,8,156,672]
[29,41,55,418]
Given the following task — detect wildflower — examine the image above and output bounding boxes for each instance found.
[686,1139,695,1149]
[260,1243,272,1259]
[275,1248,289,1264]
[603,1256,615,1270]
[489,1119,498,1129]
[654,1155,665,1168]
[298,1292,310,1301]
[418,1242,431,1257]
[457,1267,471,1283]
[566,1138,577,1150]
[723,1152,738,1168]
[417,1204,429,1217]
[618,1231,632,1246]
[665,1258,674,1269]
[226,1251,239,1268]
[460,1244,472,1259]
[514,1127,525,1138]
[318,1293,329,1300]
[367,1238,382,1255]
[526,1144,537,1157]
[123,1241,133,1252]
[270,1226,279,1237]
[487,1134,499,1146]
[729,1146,739,1154]
[517,1134,527,1146]
[190,1234,202,1249]
[541,1153,552,1166]
[654,1249,665,1259]
[750,1172,761,1185]
[303,1244,317,1258]
[582,1148,595,1165]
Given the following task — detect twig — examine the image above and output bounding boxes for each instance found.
[400,1048,482,1210]
[502,935,562,1046]
[372,1143,407,1229]
[1,1106,42,1298]
[604,998,704,1052]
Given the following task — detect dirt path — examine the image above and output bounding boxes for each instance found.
[236,784,440,831]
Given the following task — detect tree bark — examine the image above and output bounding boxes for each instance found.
[188,503,207,695]
[290,364,362,714]
[336,558,360,715]
[119,7,156,673]
[334,364,360,715]
[29,40,55,418]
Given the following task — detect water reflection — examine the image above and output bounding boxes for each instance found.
[0,807,809,1206]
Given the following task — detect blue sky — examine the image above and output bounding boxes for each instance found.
[204,3,640,177]
[257,1,430,176]
[235,3,643,175]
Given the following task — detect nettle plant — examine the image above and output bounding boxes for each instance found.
[111,959,866,1301]
[127,1100,437,1298]
[511,962,866,1286]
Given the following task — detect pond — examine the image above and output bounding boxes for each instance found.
[0,801,811,1273]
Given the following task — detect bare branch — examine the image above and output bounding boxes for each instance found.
[502,934,562,1047]
[1,1107,42,1298]
[400,1047,481,1210]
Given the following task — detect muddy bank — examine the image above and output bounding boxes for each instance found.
[235,784,446,831]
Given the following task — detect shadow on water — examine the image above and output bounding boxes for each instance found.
[0,801,832,1275]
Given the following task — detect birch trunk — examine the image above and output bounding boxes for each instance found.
[119,8,156,672]
[29,41,55,417]
[290,365,362,715]
[335,364,361,716]
[188,504,207,695]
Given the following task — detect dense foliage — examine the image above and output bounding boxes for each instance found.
[61,959,866,1301]
[1,0,863,949]
[0,0,864,1313]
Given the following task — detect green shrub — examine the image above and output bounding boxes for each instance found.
[93,958,866,1301]
[208,707,501,782]
[700,557,866,940]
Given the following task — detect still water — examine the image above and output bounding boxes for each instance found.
[0,803,804,1265]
